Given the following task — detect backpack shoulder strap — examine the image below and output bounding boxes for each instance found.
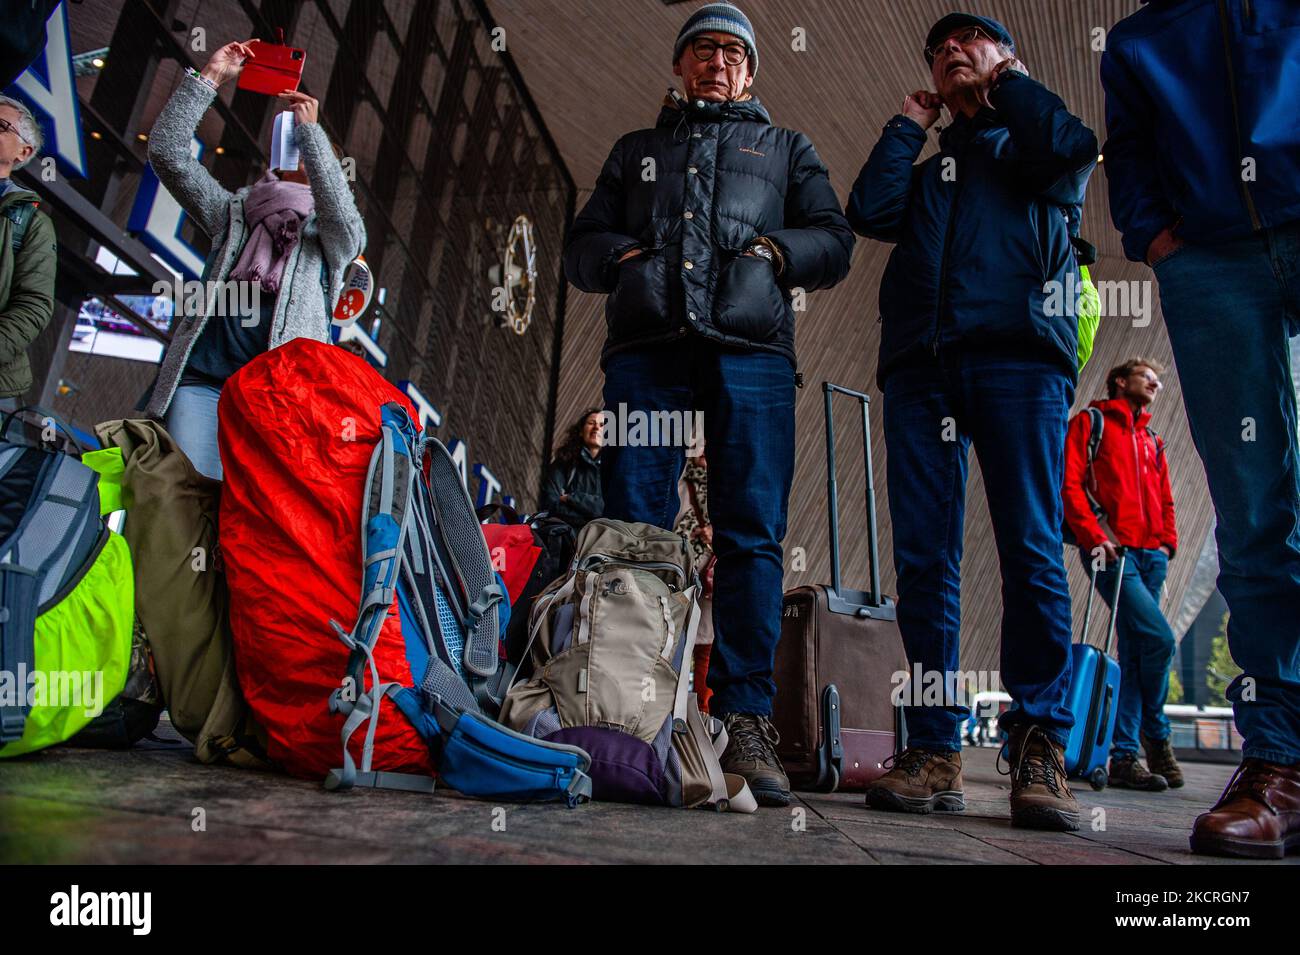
[421,435,505,697]
[686,704,757,813]
[0,562,40,745]
[5,201,38,254]
[324,401,422,791]
[1085,407,1104,465]
[668,587,755,813]
[1148,426,1166,466]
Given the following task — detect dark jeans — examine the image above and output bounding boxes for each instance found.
[884,349,1076,751]
[601,342,795,717]
[1156,222,1300,765]
[1084,547,1174,756]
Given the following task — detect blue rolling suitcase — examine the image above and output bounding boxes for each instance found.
[1063,550,1124,791]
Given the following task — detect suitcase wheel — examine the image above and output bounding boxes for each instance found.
[1089,767,1107,791]
[819,765,840,794]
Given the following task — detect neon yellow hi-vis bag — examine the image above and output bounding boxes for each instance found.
[0,531,134,758]
[0,420,134,758]
[1076,264,1101,371]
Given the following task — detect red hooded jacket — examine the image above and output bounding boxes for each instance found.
[1062,397,1177,555]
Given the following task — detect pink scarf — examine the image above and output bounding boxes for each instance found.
[229,172,315,294]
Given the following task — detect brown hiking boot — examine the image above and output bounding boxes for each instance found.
[1003,724,1080,831]
[864,747,966,814]
[1142,734,1184,789]
[1109,753,1168,791]
[720,713,790,807]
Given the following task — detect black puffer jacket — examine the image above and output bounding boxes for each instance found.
[538,448,603,530]
[565,95,854,367]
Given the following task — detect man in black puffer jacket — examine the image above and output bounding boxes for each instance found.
[564,2,853,807]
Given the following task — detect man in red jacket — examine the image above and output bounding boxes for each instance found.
[1063,357,1183,792]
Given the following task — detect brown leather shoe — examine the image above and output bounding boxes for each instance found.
[864,747,965,813]
[1142,734,1184,788]
[1189,758,1300,859]
[1109,753,1168,791]
[1004,724,1080,831]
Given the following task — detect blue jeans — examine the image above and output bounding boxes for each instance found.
[1155,222,1300,765]
[884,350,1076,751]
[164,382,223,481]
[601,343,795,717]
[1084,547,1174,757]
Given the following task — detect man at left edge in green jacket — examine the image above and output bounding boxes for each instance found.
[0,94,56,405]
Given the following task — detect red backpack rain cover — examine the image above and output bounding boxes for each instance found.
[218,338,432,778]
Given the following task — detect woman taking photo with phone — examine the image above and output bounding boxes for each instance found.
[142,39,364,480]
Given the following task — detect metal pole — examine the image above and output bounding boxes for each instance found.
[824,383,842,597]
[1081,563,1098,643]
[1104,549,1126,658]
[861,397,881,605]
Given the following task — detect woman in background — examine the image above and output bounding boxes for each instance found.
[540,408,604,530]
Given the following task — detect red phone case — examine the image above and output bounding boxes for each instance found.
[236,39,306,96]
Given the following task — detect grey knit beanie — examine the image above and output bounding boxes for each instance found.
[673,3,758,76]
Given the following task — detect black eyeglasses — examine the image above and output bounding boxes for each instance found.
[926,26,995,61]
[0,117,31,146]
[691,37,748,67]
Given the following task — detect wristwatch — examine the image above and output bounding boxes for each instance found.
[748,244,774,263]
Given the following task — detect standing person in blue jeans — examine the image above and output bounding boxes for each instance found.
[562,3,853,806]
[848,12,1097,831]
[1102,0,1300,858]
[1063,358,1183,792]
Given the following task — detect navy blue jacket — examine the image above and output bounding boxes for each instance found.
[1101,0,1300,263]
[847,72,1098,386]
[564,96,854,367]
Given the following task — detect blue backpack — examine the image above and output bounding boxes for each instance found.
[323,402,592,806]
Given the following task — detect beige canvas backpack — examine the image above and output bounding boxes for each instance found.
[500,518,754,811]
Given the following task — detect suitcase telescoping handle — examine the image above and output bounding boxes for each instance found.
[1079,546,1125,657]
[823,382,894,620]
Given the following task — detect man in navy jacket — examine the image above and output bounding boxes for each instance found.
[1102,0,1300,859]
[848,12,1097,832]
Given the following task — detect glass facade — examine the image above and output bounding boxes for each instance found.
[26,0,574,505]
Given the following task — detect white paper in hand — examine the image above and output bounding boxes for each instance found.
[270,111,300,172]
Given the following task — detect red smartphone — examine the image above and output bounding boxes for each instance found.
[236,38,306,96]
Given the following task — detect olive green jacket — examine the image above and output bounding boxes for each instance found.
[0,185,57,398]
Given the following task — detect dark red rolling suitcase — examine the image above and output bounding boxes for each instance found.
[772,382,908,792]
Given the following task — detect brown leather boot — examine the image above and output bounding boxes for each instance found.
[1004,724,1080,831]
[864,747,965,814]
[1189,758,1300,859]
[1142,734,1184,788]
[1109,753,1168,791]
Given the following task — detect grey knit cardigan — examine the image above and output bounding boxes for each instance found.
[144,72,365,419]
